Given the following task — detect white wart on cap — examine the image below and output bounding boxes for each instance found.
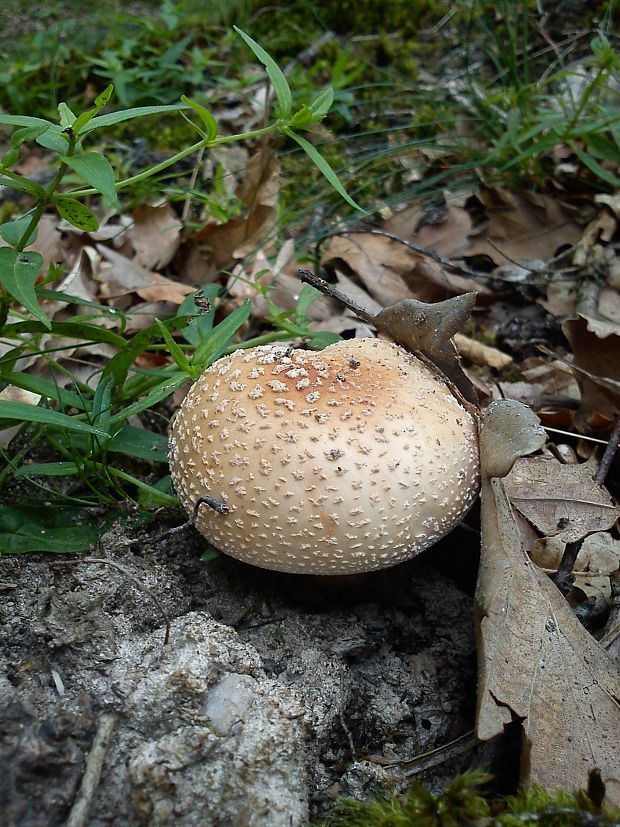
[169,338,480,575]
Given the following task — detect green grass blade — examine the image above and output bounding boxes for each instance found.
[0,371,86,410]
[284,129,365,212]
[82,103,190,133]
[107,425,168,463]
[234,27,292,119]
[0,401,108,436]
[14,461,80,477]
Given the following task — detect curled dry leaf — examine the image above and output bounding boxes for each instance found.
[189,152,280,273]
[130,201,182,271]
[531,532,620,606]
[453,333,512,370]
[372,292,479,406]
[466,187,582,265]
[321,232,415,305]
[563,315,620,431]
[503,454,618,544]
[96,244,193,305]
[476,400,620,804]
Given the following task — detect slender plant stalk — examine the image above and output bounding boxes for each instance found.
[14,136,77,252]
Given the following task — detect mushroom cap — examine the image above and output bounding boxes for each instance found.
[169,338,480,575]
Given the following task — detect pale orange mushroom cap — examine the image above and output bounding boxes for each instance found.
[169,338,480,574]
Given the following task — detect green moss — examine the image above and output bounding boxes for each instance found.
[319,770,620,827]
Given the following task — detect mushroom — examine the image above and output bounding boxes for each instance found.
[169,338,480,575]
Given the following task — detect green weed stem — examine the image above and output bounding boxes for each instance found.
[14,135,77,252]
[69,123,278,198]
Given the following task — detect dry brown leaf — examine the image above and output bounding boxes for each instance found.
[130,201,182,270]
[476,400,620,803]
[563,316,620,431]
[10,214,61,274]
[467,187,582,265]
[189,152,280,274]
[531,532,620,605]
[372,293,479,405]
[321,233,415,305]
[96,245,193,305]
[504,454,617,543]
[384,201,474,257]
[453,333,512,370]
[322,231,485,304]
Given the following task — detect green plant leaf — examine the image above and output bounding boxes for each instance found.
[0,114,54,128]
[200,545,220,562]
[135,474,177,508]
[193,299,252,367]
[295,284,324,323]
[107,425,168,463]
[54,196,100,232]
[91,374,114,430]
[0,176,45,196]
[36,130,71,153]
[0,401,108,436]
[180,95,218,141]
[58,102,77,129]
[102,315,189,387]
[62,153,119,207]
[0,248,49,329]
[289,106,314,129]
[105,374,187,428]
[573,144,620,186]
[0,371,86,410]
[233,27,292,119]
[15,461,80,477]
[82,103,190,133]
[155,318,193,374]
[284,128,365,212]
[0,215,38,247]
[307,330,341,349]
[37,287,126,316]
[178,285,219,345]
[308,85,334,119]
[72,84,114,135]
[0,504,103,554]
[2,124,50,167]
[5,320,126,348]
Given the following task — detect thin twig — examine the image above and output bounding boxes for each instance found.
[298,268,375,323]
[595,416,620,487]
[320,228,484,279]
[65,712,118,827]
[542,426,608,447]
[181,145,206,225]
[552,539,584,595]
[368,730,477,776]
[282,31,335,75]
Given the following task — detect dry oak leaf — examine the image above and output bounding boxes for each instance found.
[189,153,280,273]
[321,233,415,306]
[322,231,485,305]
[476,400,620,803]
[96,245,193,305]
[563,315,620,431]
[130,201,182,270]
[385,201,473,258]
[531,532,620,605]
[466,187,582,265]
[503,454,618,544]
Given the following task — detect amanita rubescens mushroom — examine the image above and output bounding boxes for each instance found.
[169,338,480,574]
